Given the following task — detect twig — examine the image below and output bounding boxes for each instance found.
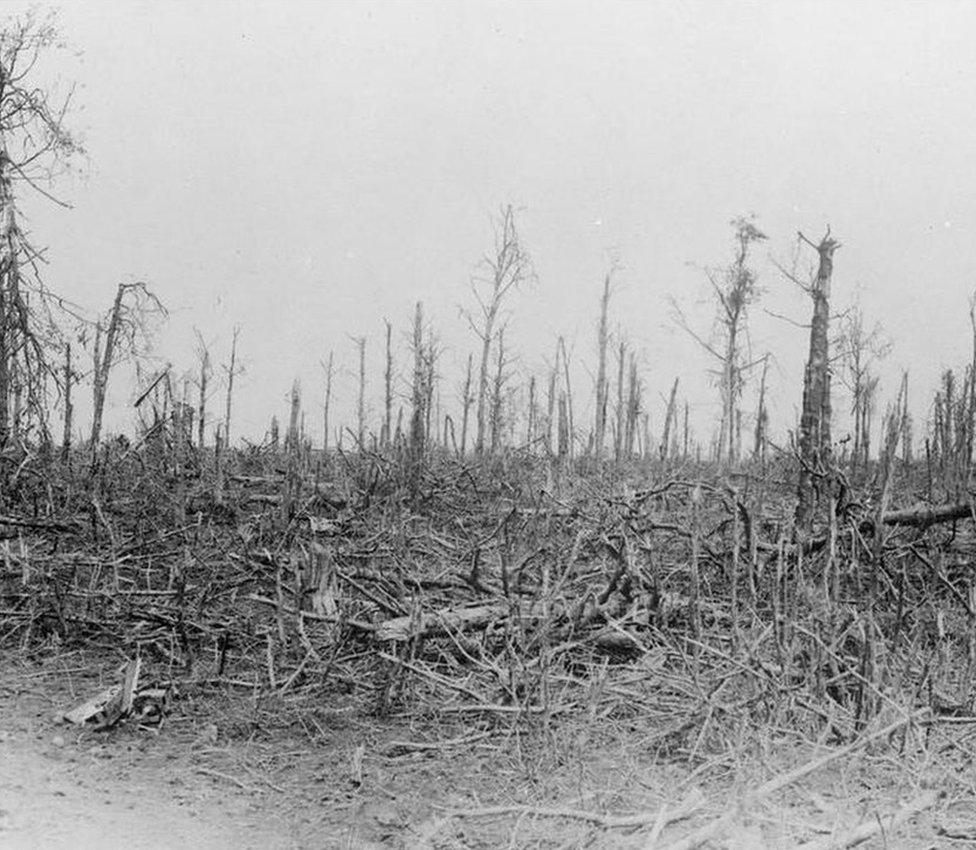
[656,713,924,850]
[794,789,940,849]
[450,786,704,830]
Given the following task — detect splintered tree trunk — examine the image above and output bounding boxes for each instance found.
[490,327,505,453]
[223,327,240,449]
[62,342,73,461]
[322,350,334,453]
[409,302,426,459]
[356,336,366,448]
[594,274,611,457]
[753,354,769,460]
[409,302,426,494]
[475,316,494,454]
[545,366,556,456]
[614,340,626,462]
[383,319,393,447]
[796,232,840,535]
[625,354,640,457]
[91,289,123,455]
[661,377,679,461]
[197,346,209,450]
[557,393,569,458]
[283,381,301,520]
[559,336,575,458]
[459,352,473,456]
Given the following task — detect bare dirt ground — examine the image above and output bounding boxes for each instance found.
[1,649,972,849]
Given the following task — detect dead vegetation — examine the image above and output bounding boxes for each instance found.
[3,419,976,846]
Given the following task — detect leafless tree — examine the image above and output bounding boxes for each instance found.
[223,326,241,448]
[320,350,334,453]
[90,281,165,458]
[672,216,767,463]
[463,205,530,454]
[837,306,890,469]
[0,12,83,445]
[194,330,211,450]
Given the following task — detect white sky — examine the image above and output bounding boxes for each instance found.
[11,0,976,446]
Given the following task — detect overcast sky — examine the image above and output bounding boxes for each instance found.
[11,0,976,445]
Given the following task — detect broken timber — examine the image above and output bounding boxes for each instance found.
[878,500,974,530]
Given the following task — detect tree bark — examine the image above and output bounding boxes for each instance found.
[796,232,840,535]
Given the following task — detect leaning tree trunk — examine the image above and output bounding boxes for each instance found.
[795,231,840,536]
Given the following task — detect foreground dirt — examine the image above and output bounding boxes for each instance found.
[1,650,972,849]
[0,736,289,850]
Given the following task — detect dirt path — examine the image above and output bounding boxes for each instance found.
[0,731,295,850]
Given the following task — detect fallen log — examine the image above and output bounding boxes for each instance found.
[375,603,508,642]
[880,500,973,529]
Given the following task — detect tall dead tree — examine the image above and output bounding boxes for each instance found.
[463,205,530,455]
[672,216,767,463]
[90,281,164,458]
[459,352,473,456]
[383,319,393,447]
[408,302,428,491]
[0,15,82,444]
[614,340,626,462]
[594,273,612,457]
[489,326,507,453]
[795,229,841,535]
[660,377,679,461]
[223,326,241,448]
[194,331,211,450]
[354,335,366,448]
[321,350,334,453]
[753,353,770,461]
[838,306,889,470]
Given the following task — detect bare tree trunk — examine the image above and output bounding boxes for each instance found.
[625,353,640,458]
[61,342,73,461]
[526,375,536,448]
[475,320,493,455]
[594,273,611,457]
[0,277,7,446]
[91,283,132,458]
[557,393,569,458]
[383,319,393,447]
[197,342,210,451]
[559,336,575,459]
[614,340,626,462]
[459,352,473,456]
[683,401,690,459]
[283,380,301,520]
[409,302,426,491]
[322,350,333,454]
[661,377,679,461]
[796,230,840,535]
[753,353,769,461]
[0,155,16,447]
[214,424,225,505]
[545,365,556,456]
[424,327,436,450]
[490,327,505,453]
[355,336,366,448]
[223,326,240,449]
